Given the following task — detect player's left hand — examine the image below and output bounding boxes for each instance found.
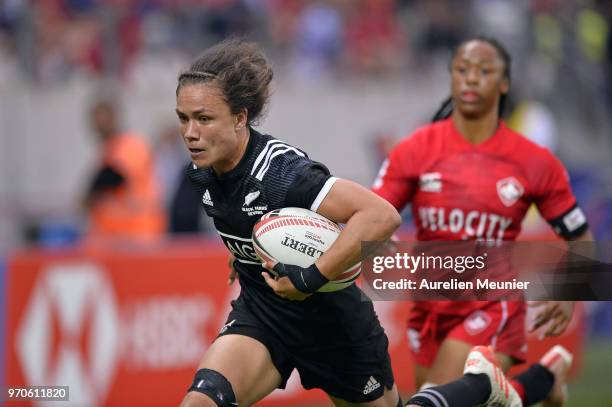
[528,301,575,338]
[261,261,311,301]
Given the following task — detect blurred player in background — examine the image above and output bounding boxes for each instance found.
[177,38,403,407]
[83,97,166,241]
[372,37,593,407]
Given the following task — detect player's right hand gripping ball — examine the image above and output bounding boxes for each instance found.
[252,207,360,292]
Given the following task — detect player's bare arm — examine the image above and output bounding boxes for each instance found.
[262,179,400,301]
[314,179,401,279]
[529,229,594,338]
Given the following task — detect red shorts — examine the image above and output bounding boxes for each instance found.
[407,301,527,367]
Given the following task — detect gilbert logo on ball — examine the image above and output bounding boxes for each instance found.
[252,207,361,292]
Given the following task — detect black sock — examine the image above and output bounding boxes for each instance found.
[405,374,490,407]
[512,364,555,406]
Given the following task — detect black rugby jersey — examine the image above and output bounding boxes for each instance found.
[188,129,384,348]
[187,128,335,288]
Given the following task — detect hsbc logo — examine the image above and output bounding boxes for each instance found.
[17,263,120,406]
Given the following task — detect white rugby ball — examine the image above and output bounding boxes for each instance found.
[252,207,361,292]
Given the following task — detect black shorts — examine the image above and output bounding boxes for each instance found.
[217,287,395,403]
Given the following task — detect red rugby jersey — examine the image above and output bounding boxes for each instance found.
[373,118,579,242]
[372,118,585,313]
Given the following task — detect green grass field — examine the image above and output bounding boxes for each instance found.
[564,339,612,407]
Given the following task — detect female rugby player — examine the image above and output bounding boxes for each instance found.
[373,37,592,407]
[177,38,403,407]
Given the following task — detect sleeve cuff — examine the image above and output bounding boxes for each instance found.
[310,177,338,212]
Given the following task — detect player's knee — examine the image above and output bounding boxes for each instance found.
[186,368,237,407]
[181,391,218,407]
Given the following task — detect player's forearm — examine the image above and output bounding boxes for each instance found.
[555,229,594,310]
[315,206,400,279]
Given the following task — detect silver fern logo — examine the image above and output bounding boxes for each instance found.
[243,190,260,206]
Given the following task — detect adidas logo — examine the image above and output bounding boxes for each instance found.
[419,172,442,192]
[202,189,213,206]
[362,376,381,395]
[220,319,236,334]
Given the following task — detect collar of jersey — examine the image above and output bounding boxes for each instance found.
[446,117,506,150]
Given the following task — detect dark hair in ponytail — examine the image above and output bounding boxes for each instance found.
[431,36,512,122]
[177,38,273,126]
[431,97,454,122]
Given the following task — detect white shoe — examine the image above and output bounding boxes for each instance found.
[463,345,523,407]
[540,345,573,407]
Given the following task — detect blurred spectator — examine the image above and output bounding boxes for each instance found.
[169,167,209,234]
[153,124,186,212]
[507,99,559,151]
[606,0,612,109]
[153,124,208,235]
[370,129,398,167]
[576,5,608,64]
[522,4,564,108]
[0,0,609,251]
[414,0,464,56]
[32,0,73,83]
[202,0,254,44]
[83,96,166,242]
[344,0,405,75]
[289,0,343,81]
[267,0,304,53]
[29,0,103,84]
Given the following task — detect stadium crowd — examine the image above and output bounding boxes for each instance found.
[0,0,611,336]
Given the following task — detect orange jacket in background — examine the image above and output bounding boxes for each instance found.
[88,132,166,241]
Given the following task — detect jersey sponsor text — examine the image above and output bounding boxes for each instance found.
[220,235,259,262]
[417,206,512,241]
